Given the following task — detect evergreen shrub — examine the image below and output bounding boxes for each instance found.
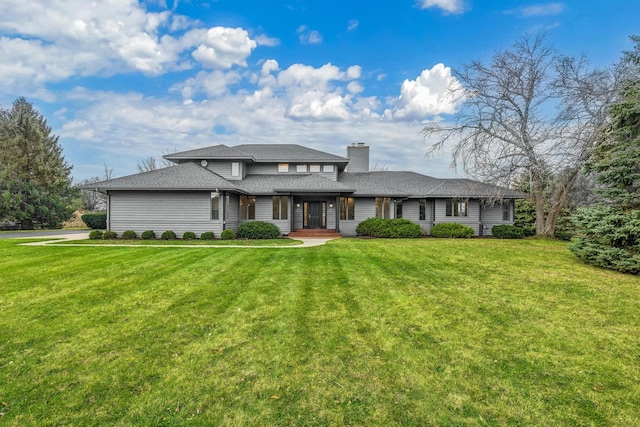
[236,221,280,239]
[431,223,474,238]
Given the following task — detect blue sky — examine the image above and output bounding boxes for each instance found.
[0,0,637,181]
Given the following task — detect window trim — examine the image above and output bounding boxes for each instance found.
[502,201,511,221]
[239,195,256,220]
[445,199,468,217]
[278,163,289,173]
[340,197,355,220]
[323,164,334,173]
[211,192,220,220]
[309,164,321,173]
[419,199,426,221]
[375,197,391,219]
[296,164,307,173]
[231,162,240,177]
[395,200,403,219]
[272,196,288,220]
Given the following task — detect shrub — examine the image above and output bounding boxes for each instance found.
[81,212,106,229]
[200,231,216,240]
[102,230,117,239]
[121,230,137,239]
[141,230,156,240]
[182,231,196,240]
[492,225,525,239]
[161,230,177,240]
[431,223,474,238]
[554,229,573,241]
[356,218,423,238]
[220,229,235,240]
[236,221,280,239]
[89,230,103,240]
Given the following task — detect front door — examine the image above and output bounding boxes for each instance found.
[304,201,326,229]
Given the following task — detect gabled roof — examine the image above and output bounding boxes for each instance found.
[164,143,349,163]
[82,162,238,191]
[237,174,354,194]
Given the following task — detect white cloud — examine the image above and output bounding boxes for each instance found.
[191,27,257,69]
[347,81,364,94]
[518,3,564,17]
[418,0,465,14]
[172,70,242,98]
[255,34,280,47]
[296,25,323,44]
[347,20,359,31]
[389,63,463,120]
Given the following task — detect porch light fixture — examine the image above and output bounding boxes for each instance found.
[329,203,334,208]
[296,203,301,208]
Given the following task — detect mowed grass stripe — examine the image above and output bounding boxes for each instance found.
[0,239,639,425]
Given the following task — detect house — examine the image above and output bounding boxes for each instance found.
[86,143,527,237]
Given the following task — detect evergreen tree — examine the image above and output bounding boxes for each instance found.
[0,98,75,229]
[570,39,640,273]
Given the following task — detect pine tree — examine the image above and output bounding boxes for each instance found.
[569,42,640,274]
[0,98,76,229]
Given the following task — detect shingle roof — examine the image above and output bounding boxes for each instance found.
[165,143,349,163]
[82,162,238,191]
[237,174,354,194]
[338,171,528,199]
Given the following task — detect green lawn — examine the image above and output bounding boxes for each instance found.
[1,238,639,426]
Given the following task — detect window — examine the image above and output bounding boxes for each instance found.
[278,163,289,173]
[211,192,220,220]
[323,164,334,173]
[296,164,307,173]
[340,197,355,220]
[239,195,256,219]
[446,199,468,217]
[419,199,426,221]
[231,162,240,177]
[272,196,288,220]
[502,202,511,221]
[309,164,321,173]
[395,200,403,218]
[375,197,391,219]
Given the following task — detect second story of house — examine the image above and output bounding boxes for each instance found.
[163,143,369,182]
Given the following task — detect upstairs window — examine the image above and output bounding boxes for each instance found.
[419,199,426,221]
[446,199,468,217]
[231,162,240,177]
[502,202,511,221]
[278,163,289,173]
[296,164,307,173]
[272,196,288,220]
[239,195,256,220]
[340,197,355,220]
[323,164,334,173]
[375,197,391,219]
[309,164,321,173]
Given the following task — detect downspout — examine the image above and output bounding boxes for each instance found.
[335,195,340,232]
[221,190,225,231]
[290,195,294,234]
[106,191,110,230]
[478,199,483,237]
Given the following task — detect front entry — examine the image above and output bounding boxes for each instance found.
[304,201,326,229]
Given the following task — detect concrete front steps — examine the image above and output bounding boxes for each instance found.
[287,229,342,239]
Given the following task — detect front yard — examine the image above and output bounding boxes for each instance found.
[0,238,638,425]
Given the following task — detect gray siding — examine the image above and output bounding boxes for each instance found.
[239,195,291,234]
[402,199,433,234]
[246,163,338,181]
[480,201,514,236]
[225,192,240,231]
[340,197,377,236]
[434,199,481,235]
[109,191,222,238]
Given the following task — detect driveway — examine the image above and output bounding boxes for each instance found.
[0,230,90,239]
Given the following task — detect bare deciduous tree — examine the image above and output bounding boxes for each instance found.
[78,163,113,211]
[136,149,176,173]
[423,34,623,236]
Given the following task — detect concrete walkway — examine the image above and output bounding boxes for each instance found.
[13,231,335,248]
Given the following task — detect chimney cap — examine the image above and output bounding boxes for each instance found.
[357,142,366,146]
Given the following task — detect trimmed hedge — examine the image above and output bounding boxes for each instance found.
[492,225,525,239]
[183,231,196,240]
[121,230,137,239]
[81,213,106,229]
[89,230,103,240]
[356,218,423,238]
[220,229,235,240]
[200,231,215,240]
[431,223,474,238]
[102,230,117,239]
[141,230,156,240]
[161,230,177,240]
[236,221,280,239]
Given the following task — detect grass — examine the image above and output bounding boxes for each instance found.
[1,238,639,426]
[51,238,303,246]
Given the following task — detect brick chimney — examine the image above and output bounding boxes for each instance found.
[345,142,369,173]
